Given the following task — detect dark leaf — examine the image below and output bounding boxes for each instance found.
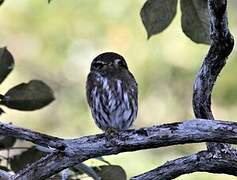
[1,80,55,111]
[181,0,210,44]
[10,146,46,172]
[94,165,126,180]
[0,107,5,115]
[140,0,178,39]
[0,0,4,6]
[0,135,16,149]
[73,163,101,180]
[0,47,14,84]
[95,157,111,165]
[48,0,52,3]
[0,166,10,172]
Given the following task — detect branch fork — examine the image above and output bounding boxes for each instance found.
[0,0,235,179]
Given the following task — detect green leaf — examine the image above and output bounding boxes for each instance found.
[0,47,14,84]
[94,165,126,180]
[181,0,210,44]
[1,80,55,111]
[140,0,178,39]
[10,146,46,172]
[0,135,16,149]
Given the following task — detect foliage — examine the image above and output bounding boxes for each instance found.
[140,0,178,39]
[140,0,210,44]
[0,46,124,179]
[0,0,235,179]
[180,0,210,44]
[1,80,54,111]
[0,0,4,6]
[0,47,54,113]
[0,46,56,176]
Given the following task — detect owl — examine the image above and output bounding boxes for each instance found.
[86,52,138,132]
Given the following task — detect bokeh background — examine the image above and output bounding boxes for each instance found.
[0,0,237,179]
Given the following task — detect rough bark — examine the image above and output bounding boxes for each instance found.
[133,0,236,178]
[132,150,237,180]
[0,0,234,179]
[192,0,234,151]
[0,119,236,179]
[0,169,13,180]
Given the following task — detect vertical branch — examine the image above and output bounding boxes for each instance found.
[192,0,234,151]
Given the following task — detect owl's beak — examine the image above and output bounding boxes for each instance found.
[107,62,115,68]
[106,61,119,70]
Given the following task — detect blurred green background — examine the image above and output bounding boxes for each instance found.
[0,0,237,179]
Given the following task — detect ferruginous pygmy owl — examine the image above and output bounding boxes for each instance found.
[86,52,138,132]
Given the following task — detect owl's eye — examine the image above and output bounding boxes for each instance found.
[93,62,104,70]
[115,59,127,68]
[118,60,124,66]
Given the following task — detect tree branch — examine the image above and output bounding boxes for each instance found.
[131,0,235,179]
[192,0,234,151]
[0,122,65,150]
[0,119,235,179]
[131,150,237,180]
[0,169,13,180]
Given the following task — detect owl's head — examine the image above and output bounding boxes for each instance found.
[90,52,128,72]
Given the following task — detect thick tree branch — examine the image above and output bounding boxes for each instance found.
[192,0,234,151]
[0,0,233,179]
[0,123,65,150]
[14,152,80,180]
[131,150,237,180]
[133,0,235,179]
[0,169,13,180]
[0,119,235,179]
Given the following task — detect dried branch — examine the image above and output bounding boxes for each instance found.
[192,0,234,151]
[133,1,236,179]
[131,150,237,180]
[0,122,65,150]
[0,1,234,179]
[0,0,232,180]
[0,119,234,179]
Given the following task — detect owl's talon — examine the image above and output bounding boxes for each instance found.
[105,128,119,140]
[104,128,122,146]
[105,127,118,136]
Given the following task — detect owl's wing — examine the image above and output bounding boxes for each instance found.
[86,72,98,107]
[127,71,138,100]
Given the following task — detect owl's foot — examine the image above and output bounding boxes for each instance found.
[105,128,118,138]
[104,128,120,145]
